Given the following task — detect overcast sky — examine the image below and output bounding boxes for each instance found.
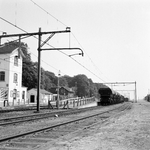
[1,0,150,99]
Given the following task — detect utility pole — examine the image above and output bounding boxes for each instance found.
[37,28,42,112]
[57,70,61,109]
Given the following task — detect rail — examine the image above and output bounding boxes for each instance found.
[0,102,131,148]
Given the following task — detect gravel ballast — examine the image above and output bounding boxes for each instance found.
[42,100,150,150]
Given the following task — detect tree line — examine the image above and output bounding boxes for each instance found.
[10,41,106,98]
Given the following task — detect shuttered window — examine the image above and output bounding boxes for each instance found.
[14,73,18,83]
[14,56,18,66]
[0,71,5,81]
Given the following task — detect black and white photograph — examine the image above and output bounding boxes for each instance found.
[0,0,150,149]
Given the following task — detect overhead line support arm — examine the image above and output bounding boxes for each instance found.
[41,48,84,56]
[0,30,70,38]
[0,27,83,112]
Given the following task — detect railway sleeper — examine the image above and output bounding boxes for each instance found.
[0,103,131,150]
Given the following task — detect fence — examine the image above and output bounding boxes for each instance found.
[58,96,95,109]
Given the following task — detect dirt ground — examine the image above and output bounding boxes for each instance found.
[41,100,150,150]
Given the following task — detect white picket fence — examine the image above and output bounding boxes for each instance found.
[58,96,96,109]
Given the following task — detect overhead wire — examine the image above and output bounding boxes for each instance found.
[0,17,68,74]
[0,34,35,46]
[0,2,107,82]
[0,16,105,81]
[0,17,27,33]
[0,31,67,75]
[0,57,22,67]
[30,0,68,27]
[70,56,106,82]
[71,33,110,81]
[0,67,22,74]
[0,53,66,76]
[29,0,108,82]
[0,18,67,74]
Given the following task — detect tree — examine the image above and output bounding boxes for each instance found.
[45,71,57,87]
[63,75,73,87]
[19,42,38,89]
[59,76,69,87]
[44,75,53,91]
[72,74,90,97]
[6,41,107,97]
[88,78,97,97]
[42,71,57,91]
[22,61,38,89]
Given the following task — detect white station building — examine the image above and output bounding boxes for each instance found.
[0,43,27,107]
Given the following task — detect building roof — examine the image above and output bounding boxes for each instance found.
[50,86,74,94]
[0,43,18,54]
[0,42,25,58]
[60,86,74,93]
[28,88,53,95]
[49,87,57,94]
[40,89,53,95]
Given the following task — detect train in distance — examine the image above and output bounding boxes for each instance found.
[98,86,129,105]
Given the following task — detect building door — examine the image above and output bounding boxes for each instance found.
[13,89,17,106]
[22,91,25,104]
[30,95,35,103]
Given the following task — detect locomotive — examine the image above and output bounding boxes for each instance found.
[98,86,128,105]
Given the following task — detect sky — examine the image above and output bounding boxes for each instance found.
[0,0,150,99]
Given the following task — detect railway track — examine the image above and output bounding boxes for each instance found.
[0,102,132,150]
[0,105,52,113]
[0,106,104,126]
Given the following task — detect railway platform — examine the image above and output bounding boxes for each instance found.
[0,96,97,113]
[78,101,98,108]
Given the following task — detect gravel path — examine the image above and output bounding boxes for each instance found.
[42,100,150,150]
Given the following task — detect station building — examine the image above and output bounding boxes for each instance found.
[0,43,27,107]
[0,42,75,108]
[50,86,74,100]
[27,88,53,105]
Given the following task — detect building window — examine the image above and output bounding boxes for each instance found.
[0,71,5,81]
[17,91,20,97]
[14,56,18,66]
[14,73,18,83]
[13,89,17,99]
[22,91,25,99]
